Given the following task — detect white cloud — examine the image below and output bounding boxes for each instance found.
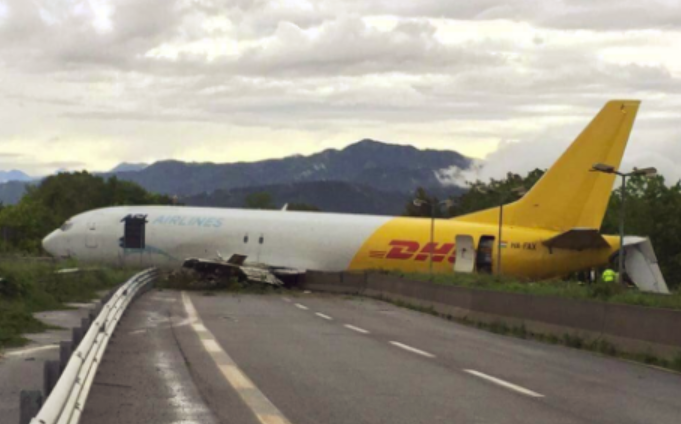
[0,0,679,182]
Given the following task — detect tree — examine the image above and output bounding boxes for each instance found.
[403,187,444,217]
[0,171,173,253]
[448,170,680,290]
[447,169,545,217]
[287,202,321,212]
[244,192,275,209]
[601,175,681,289]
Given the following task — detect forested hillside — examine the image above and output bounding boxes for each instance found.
[0,172,172,251]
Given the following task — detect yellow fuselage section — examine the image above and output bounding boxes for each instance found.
[348,217,619,279]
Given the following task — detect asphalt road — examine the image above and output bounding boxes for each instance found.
[82,290,681,424]
[0,298,103,424]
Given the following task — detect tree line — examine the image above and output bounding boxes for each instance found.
[0,172,173,252]
[0,170,677,289]
[403,169,681,289]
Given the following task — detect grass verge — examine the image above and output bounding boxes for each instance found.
[374,294,681,373]
[391,271,681,310]
[0,261,135,350]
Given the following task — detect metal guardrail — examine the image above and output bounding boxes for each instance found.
[21,268,159,424]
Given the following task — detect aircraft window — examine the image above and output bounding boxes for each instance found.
[60,221,73,231]
[244,235,249,243]
[259,236,264,244]
[121,215,147,249]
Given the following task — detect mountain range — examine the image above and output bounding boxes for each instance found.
[0,170,31,183]
[0,139,473,214]
[108,139,470,196]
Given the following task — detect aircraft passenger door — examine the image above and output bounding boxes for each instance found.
[476,235,495,274]
[454,235,475,273]
[120,215,148,267]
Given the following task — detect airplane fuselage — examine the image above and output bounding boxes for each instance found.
[42,205,619,280]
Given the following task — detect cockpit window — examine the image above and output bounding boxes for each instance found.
[60,221,73,231]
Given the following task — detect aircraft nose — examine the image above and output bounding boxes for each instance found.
[42,230,61,257]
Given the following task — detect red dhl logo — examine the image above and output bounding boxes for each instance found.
[370,240,456,263]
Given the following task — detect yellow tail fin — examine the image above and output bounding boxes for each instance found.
[456,100,640,232]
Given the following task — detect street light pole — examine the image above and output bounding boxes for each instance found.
[430,202,435,278]
[591,163,657,286]
[618,174,626,285]
[498,201,503,276]
[413,198,454,280]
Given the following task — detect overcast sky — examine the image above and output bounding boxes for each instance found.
[0,0,680,183]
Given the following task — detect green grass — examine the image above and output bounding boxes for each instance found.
[0,261,136,350]
[389,271,681,310]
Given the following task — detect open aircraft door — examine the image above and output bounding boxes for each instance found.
[454,235,475,273]
[119,214,148,267]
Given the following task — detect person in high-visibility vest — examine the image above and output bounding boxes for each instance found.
[602,268,617,283]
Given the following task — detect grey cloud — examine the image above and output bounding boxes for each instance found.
[0,0,680,178]
[317,0,681,30]
[0,0,184,71]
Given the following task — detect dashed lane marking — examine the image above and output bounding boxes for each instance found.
[315,313,333,320]
[389,341,436,358]
[295,303,309,310]
[344,324,370,334]
[282,297,291,302]
[182,292,293,424]
[464,369,544,398]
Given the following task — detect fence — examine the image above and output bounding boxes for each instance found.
[19,268,159,424]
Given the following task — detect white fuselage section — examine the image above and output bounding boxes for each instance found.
[43,206,390,271]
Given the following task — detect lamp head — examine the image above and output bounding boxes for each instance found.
[632,167,657,178]
[592,163,616,173]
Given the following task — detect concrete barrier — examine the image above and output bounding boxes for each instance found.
[302,271,681,360]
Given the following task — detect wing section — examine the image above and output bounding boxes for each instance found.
[183,254,303,286]
[542,228,610,250]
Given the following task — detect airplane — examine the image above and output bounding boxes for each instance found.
[41,100,670,294]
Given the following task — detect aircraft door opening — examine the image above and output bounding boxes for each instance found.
[120,215,147,249]
[454,235,475,273]
[476,236,495,274]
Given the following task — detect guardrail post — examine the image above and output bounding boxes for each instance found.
[59,341,72,373]
[43,360,60,398]
[19,390,43,424]
[81,317,91,333]
[72,326,84,347]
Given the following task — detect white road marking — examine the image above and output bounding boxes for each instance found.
[464,369,544,398]
[282,297,291,302]
[202,339,223,353]
[192,323,208,333]
[295,303,309,310]
[182,292,293,424]
[344,324,370,334]
[390,341,436,358]
[4,344,59,357]
[315,313,333,320]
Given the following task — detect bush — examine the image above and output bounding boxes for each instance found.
[0,262,135,350]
